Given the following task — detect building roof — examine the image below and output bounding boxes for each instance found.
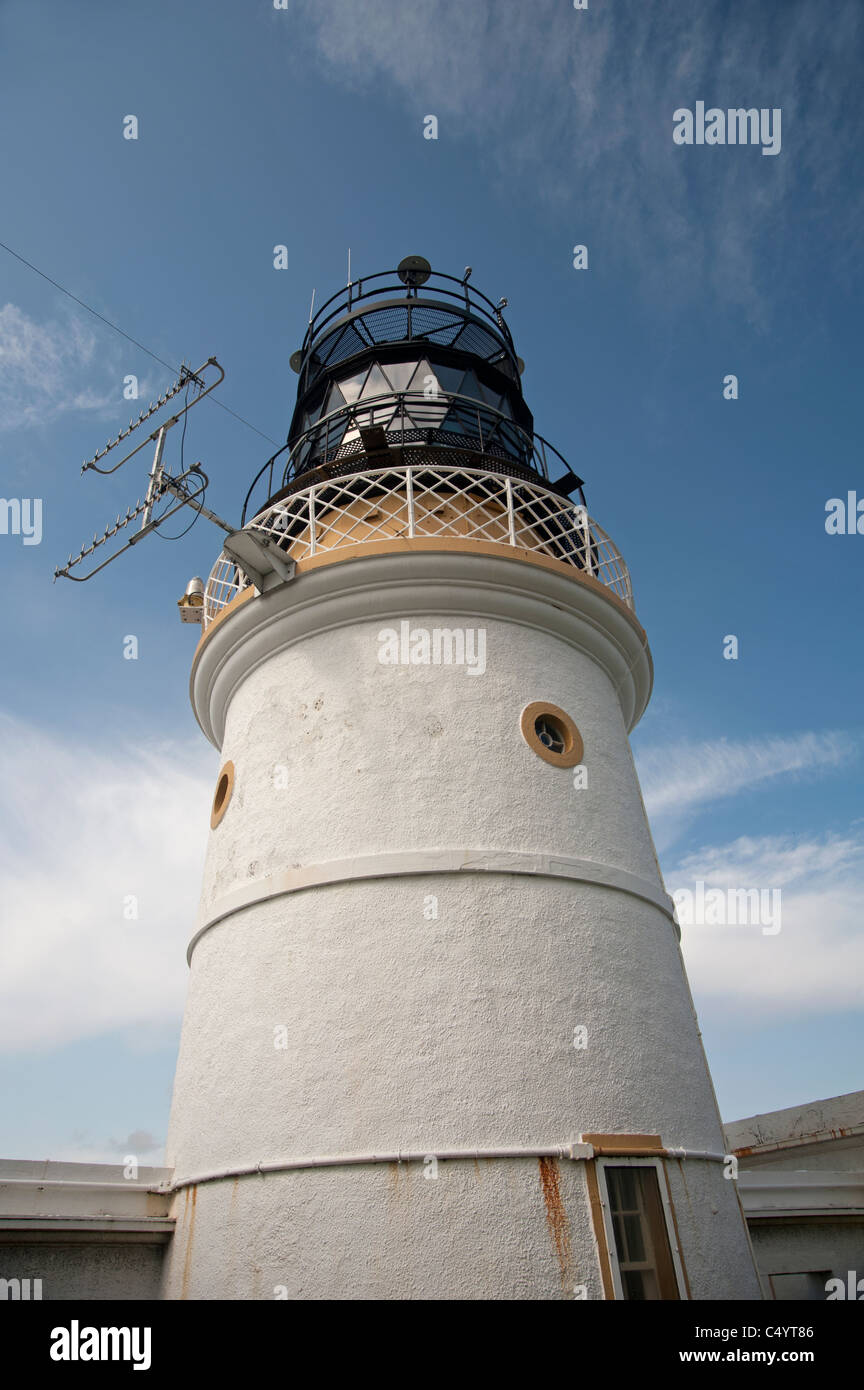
[724,1089,864,1156]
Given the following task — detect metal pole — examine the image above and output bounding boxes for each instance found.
[580,506,593,574]
[505,478,516,546]
[160,476,235,536]
[308,486,317,556]
[406,467,415,538]
[141,425,169,528]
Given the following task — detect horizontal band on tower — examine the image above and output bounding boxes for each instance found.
[188,848,678,962]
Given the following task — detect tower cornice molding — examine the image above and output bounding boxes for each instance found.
[190,545,653,746]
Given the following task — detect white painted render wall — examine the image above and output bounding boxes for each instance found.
[162,549,761,1300]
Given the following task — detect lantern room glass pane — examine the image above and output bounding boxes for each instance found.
[336,369,369,404]
[430,364,466,396]
[459,370,483,403]
[410,400,448,427]
[324,383,346,416]
[359,364,391,399]
[405,360,436,395]
[381,361,418,393]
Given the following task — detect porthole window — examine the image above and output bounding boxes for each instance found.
[210,760,235,828]
[520,702,584,768]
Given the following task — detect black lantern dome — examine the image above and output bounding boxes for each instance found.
[241,258,585,525]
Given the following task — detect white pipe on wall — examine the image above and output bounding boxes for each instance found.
[159,1142,730,1194]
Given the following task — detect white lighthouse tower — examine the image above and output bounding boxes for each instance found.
[161,258,762,1300]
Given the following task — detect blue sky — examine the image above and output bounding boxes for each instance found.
[0,0,862,1163]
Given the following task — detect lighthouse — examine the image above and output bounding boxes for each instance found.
[161,257,762,1300]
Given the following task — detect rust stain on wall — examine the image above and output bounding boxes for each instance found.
[538,1157,572,1290]
[180,1184,197,1301]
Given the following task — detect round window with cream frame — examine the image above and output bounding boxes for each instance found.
[210,760,235,828]
[520,702,584,769]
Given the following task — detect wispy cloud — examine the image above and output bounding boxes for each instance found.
[36,1131,165,1166]
[287,0,864,322]
[636,731,856,850]
[0,304,127,431]
[0,715,215,1053]
[105,1129,162,1159]
[675,831,864,890]
[669,831,864,1014]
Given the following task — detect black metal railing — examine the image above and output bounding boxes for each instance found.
[293,269,521,400]
[303,267,516,359]
[241,391,581,525]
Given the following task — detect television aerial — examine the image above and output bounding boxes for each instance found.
[54,356,295,622]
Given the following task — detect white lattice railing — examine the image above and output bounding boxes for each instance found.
[203,465,633,628]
